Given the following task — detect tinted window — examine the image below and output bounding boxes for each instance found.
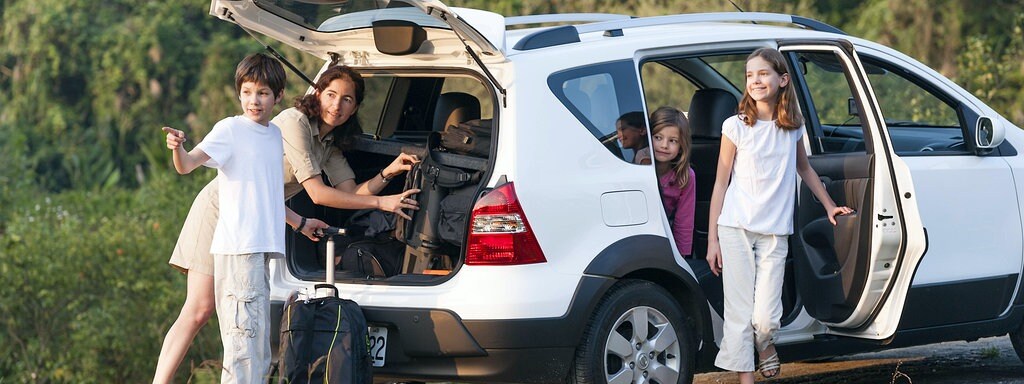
[548,60,646,162]
[861,56,967,154]
[792,51,868,154]
[441,76,494,120]
[359,75,392,134]
[641,62,700,113]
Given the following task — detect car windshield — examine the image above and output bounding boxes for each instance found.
[253,0,447,32]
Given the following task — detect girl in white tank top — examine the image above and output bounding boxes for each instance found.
[706,48,854,383]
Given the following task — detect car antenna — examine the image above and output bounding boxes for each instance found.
[727,0,758,24]
[228,14,316,88]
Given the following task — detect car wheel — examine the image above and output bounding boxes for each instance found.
[1009,322,1024,363]
[569,279,696,384]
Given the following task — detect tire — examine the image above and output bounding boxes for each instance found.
[569,280,696,384]
[1010,324,1024,363]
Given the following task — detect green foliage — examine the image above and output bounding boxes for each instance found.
[955,12,1024,124]
[0,175,220,383]
[0,0,320,192]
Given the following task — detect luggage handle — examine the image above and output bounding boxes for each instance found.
[313,283,339,298]
[320,226,346,288]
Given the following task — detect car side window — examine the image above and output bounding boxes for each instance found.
[790,50,869,154]
[359,75,392,135]
[861,56,967,155]
[640,61,700,114]
[441,76,494,120]
[548,60,646,163]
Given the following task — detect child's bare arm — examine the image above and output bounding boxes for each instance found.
[162,127,210,174]
[795,143,854,224]
[706,136,737,276]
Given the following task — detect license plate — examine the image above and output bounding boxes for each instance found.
[368,326,387,367]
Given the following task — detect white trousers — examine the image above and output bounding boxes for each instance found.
[713,226,788,372]
[214,253,271,384]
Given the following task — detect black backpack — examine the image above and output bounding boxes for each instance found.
[278,229,373,384]
[394,135,480,251]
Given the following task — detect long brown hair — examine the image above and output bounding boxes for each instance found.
[738,48,803,130]
[650,106,692,189]
[294,65,365,149]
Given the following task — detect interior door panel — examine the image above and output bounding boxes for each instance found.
[794,153,874,323]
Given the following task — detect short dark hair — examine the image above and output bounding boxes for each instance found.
[294,65,366,149]
[235,53,287,97]
[617,111,646,131]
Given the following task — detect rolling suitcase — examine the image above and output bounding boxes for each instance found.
[277,227,373,384]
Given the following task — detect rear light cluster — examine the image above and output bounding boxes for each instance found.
[465,183,547,265]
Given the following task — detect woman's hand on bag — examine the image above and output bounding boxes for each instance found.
[301,218,330,241]
[379,188,421,220]
[381,153,419,178]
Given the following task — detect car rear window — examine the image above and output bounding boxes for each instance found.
[548,60,646,163]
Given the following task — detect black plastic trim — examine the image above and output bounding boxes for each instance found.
[362,307,486,357]
[899,274,1018,329]
[779,304,1024,363]
[460,276,613,349]
[513,25,580,50]
[583,234,717,367]
[791,15,847,35]
[363,276,614,383]
[584,234,677,277]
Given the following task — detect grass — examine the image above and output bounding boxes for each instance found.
[980,346,1002,359]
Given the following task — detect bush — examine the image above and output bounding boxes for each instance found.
[0,172,223,383]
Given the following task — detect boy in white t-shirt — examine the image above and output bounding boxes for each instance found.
[161,53,289,383]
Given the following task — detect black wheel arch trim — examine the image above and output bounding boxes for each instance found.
[582,234,715,360]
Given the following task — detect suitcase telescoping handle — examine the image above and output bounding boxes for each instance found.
[316,226,345,298]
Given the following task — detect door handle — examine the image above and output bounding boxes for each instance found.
[877,214,893,221]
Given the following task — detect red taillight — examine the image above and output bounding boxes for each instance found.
[465,183,547,265]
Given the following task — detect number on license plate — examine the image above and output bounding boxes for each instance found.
[368,326,387,367]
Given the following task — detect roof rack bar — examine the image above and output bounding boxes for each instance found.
[574,12,845,36]
[505,13,630,27]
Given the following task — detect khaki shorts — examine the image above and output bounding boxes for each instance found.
[169,180,219,276]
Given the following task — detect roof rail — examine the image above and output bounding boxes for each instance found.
[505,13,630,27]
[574,12,845,36]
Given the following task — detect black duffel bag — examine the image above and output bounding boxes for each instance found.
[339,237,405,278]
[440,119,491,157]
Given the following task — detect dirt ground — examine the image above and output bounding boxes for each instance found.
[694,335,1024,384]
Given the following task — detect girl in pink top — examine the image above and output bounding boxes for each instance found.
[650,106,696,257]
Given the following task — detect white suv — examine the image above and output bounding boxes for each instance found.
[211,1,1024,383]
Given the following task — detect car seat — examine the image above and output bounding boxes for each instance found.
[433,92,481,132]
[687,88,738,257]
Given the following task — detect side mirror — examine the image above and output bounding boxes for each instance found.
[975,116,1005,150]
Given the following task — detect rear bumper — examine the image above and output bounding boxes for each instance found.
[270,275,613,383]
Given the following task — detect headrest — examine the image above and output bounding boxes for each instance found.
[688,88,738,138]
[433,92,481,132]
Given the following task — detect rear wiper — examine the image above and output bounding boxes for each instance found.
[228,14,315,88]
[432,8,508,108]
